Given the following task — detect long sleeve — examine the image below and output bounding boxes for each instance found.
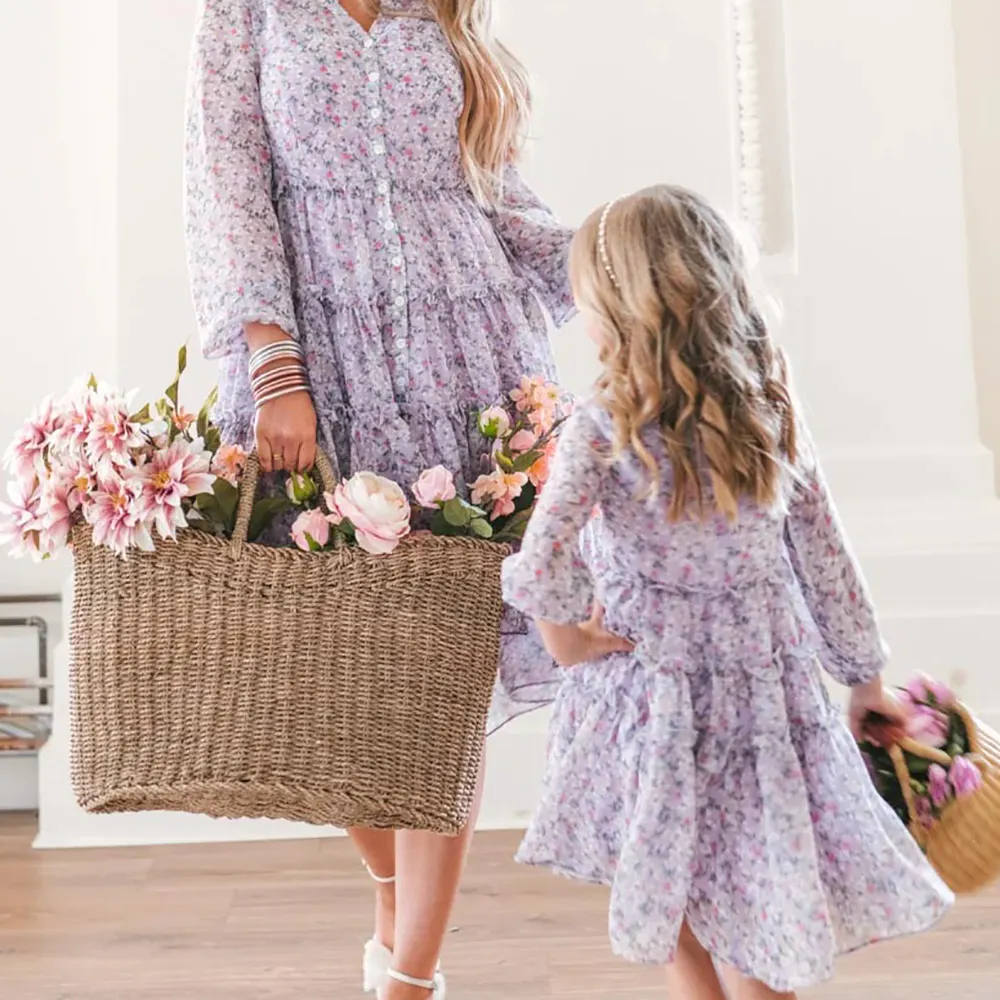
[184,0,298,359]
[489,165,576,327]
[784,440,890,686]
[502,407,606,624]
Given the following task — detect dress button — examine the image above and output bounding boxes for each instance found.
[370,107,382,120]
[394,296,405,307]
[369,71,379,83]
[395,339,407,351]
[385,219,396,231]
[378,181,389,195]
[392,255,403,267]
[373,143,385,156]
[363,38,374,49]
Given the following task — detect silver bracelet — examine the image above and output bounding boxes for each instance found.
[254,384,311,410]
[248,341,304,377]
[250,362,307,392]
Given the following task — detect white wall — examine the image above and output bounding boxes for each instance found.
[953,0,1000,492]
[5,0,1000,843]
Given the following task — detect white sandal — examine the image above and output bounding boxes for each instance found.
[362,864,396,994]
[382,968,447,999]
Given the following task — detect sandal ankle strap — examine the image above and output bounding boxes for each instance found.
[364,862,396,885]
[386,968,437,990]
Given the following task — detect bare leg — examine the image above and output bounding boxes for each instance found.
[664,922,729,1000]
[348,828,397,950]
[718,963,798,1000]
[383,752,487,998]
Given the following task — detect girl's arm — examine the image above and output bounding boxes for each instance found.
[184,0,298,360]
[502,407,631,667]
[488,165,576,328]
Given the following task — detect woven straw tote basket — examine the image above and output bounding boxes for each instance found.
[889,704,1000,894]
[69,451,508,835]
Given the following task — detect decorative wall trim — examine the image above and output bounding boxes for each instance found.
[732,0,766,240]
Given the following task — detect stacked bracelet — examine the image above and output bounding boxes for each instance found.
[248,341,310,410]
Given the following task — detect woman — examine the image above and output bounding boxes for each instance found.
[183,1,574,997]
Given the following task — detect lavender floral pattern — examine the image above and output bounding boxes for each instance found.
[184,0,575,727]
[502,405,953,992]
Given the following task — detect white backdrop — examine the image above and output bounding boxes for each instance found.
[1,0,998,843]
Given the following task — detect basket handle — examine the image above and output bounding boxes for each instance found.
[230,447,341,558]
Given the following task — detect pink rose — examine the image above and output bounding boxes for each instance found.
[949,755,983,799]
[291,508,331,552]
[477,406,510,439]
[508,429,536,455]
[905,704,950,748]
[332,472,411,555]
[412,465,457,509]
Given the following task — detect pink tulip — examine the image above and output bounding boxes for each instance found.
[133,438,215,540]
[412,466,457,508]
[905,704,950,749]
[928,764,951,808]
[903,673,954,709]
[331,472,411,555]
[85,477,154,556]
[291,508,332,551]
[949,756,983,798]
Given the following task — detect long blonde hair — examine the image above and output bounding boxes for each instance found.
[570,185,798,521]
[364,0,531,205]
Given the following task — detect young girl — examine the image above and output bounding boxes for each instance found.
[502,185,953,998]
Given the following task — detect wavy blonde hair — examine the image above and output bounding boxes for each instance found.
[364,0,530,205]
[570,185,798,521]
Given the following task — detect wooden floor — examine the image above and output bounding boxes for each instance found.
[1,814,996,999]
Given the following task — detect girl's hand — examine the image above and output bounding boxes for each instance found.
[537,605,634,668]
[849,678,907,746]
[255,390,317,474]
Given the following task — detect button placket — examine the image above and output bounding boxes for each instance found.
[361,36,410,381]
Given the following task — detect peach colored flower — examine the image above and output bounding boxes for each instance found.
[331,472,411,555]
[528,438,557,489]
[509,375,548,414]
[412,466,457,508]
[211,443,247,486]
[171,408,197,433]
[471,469,528,520]
[291,508,331,551]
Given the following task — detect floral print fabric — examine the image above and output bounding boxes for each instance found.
[502,405,953,991]
[184,0,576,727]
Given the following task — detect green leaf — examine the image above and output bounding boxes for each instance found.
[155,398,171,419]
[337,518,357,544]
[442,497,473,527]
[86,374,98,391]
[197,385,219,440]
[513,481,537,513]
[469,517,493,539]
[177,344,188,376]
[247,497,289,542]
[203,426,222,454]
[495,452,515,472]
[511,450,541,473]
[430,509,462,536]
[164,346,186,409]
[130,403,152,424]
[212,478,240,529]
[304,532,324,552]
[493,509,532,542]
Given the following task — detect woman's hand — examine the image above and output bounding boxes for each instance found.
[848,678,907,746]
[245,322,318,474]
[255,390,318,474]
[537,605,634,668]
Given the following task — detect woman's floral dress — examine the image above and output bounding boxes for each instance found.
[184,0,575,726]
[502,404,953,992]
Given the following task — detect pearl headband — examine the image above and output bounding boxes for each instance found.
[598,197,621,290]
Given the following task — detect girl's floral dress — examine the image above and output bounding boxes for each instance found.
[184,0,574,727]
[502,404,953,992]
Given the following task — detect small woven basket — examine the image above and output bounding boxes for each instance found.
[889,704,1000,894]
[69,451,508,834]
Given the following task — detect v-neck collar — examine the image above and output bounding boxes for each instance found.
[332,2,380,38]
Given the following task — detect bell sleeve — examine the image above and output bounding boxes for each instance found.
[501,407,607,623]
[489,164,576,327]
[784,430,890,686]
[183,0,298,359]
